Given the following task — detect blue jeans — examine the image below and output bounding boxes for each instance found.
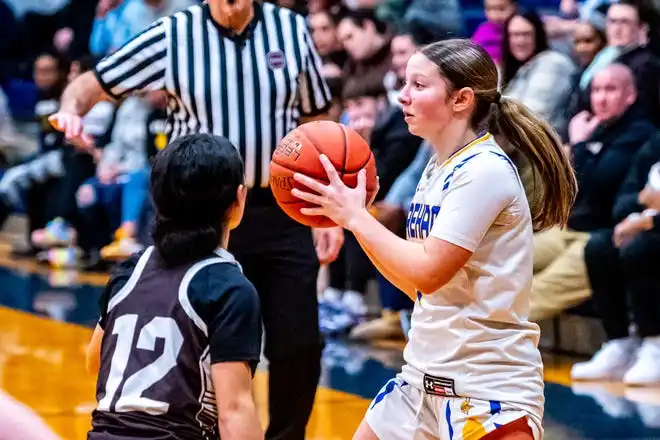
[76,167,149,251]
[78,167,149,227]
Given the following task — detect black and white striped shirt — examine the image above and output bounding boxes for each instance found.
[94,1,331,188]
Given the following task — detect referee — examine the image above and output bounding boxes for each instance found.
[49,1,343,439]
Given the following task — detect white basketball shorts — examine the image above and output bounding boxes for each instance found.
[365,377,542,440]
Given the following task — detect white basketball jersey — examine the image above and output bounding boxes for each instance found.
[399,132,544,425]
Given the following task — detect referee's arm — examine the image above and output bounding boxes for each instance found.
[298,19,332,124]
[51,19,168,145]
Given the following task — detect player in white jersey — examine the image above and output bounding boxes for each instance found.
[291,38,577,440]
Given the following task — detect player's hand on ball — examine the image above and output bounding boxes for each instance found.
[292,154,372,230]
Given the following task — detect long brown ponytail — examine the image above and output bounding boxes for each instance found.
[489,98,576,231]
[420,39,577,231]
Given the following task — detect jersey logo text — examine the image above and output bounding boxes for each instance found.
[423,374,459,398]
[406,203,440,240]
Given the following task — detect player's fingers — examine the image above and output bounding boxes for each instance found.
[300,207,325,216]
[357,169,367,191]
[291,188,326,205]
[367,177,379,207]
[65,117,81,139]
[326,237,343,262]
[319,154,342,185]
[80,133,95,149]
[70,117,84,138]
[292,173,328,194]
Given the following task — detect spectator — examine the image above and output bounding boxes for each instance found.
[0,50,106,257]
[0,86,38,167]
[565,19,607,133]
[90,0,197,57]
[529,64,655,321]
[572,131,660,386]
[336,9,392,100]
[501,9,577,137]
[384,27,416,105]
[578,1,660,125]
[309,7,348,68]
[472,0,517,66]
[573,20,607,68]
[383,22,440,106]
[75,93,157,269]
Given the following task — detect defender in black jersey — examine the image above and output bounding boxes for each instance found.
[86,134,263,439]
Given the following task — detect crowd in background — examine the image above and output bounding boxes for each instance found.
[2,0,660,392]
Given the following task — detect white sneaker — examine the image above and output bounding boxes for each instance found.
[319,287,343,307]
[341,290,367,317]
[624,337,660,386]
[571,338,637,381]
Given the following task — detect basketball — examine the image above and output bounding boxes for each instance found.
[269,121,378,228]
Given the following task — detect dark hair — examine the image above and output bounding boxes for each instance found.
[392,20,439,48]
[150,134,244,266]
[34,48,71,94]
[337,8,389,35]
[501,10,549,85]
[420,39,577,231]
[311,3,348,24]
[342,77,387,101]
[611,0,651,25]
[325,74,343,100]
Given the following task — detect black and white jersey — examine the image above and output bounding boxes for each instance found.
[89,246,262,439]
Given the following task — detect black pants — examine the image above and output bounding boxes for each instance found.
[229,191,323,440]
[584,228,660,340]
[328,231,373,293]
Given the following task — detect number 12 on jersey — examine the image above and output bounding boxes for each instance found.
[98,314,184,415]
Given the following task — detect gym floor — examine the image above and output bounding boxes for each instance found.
[0,241,659,439]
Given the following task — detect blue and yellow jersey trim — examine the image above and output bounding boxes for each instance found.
[438,132,493,170]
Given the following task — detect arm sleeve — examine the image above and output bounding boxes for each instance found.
[93,18,168,100]
[98,252,142,329]
[430,154,522,252]
[297,17,332,117]
[190,264,263,374]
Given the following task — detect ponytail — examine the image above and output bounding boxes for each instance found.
[152,217,222,267]
[488,98,577,232]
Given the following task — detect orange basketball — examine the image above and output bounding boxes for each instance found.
[269,121,378,228]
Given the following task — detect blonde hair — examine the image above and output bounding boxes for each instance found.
[420,38,577,231]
